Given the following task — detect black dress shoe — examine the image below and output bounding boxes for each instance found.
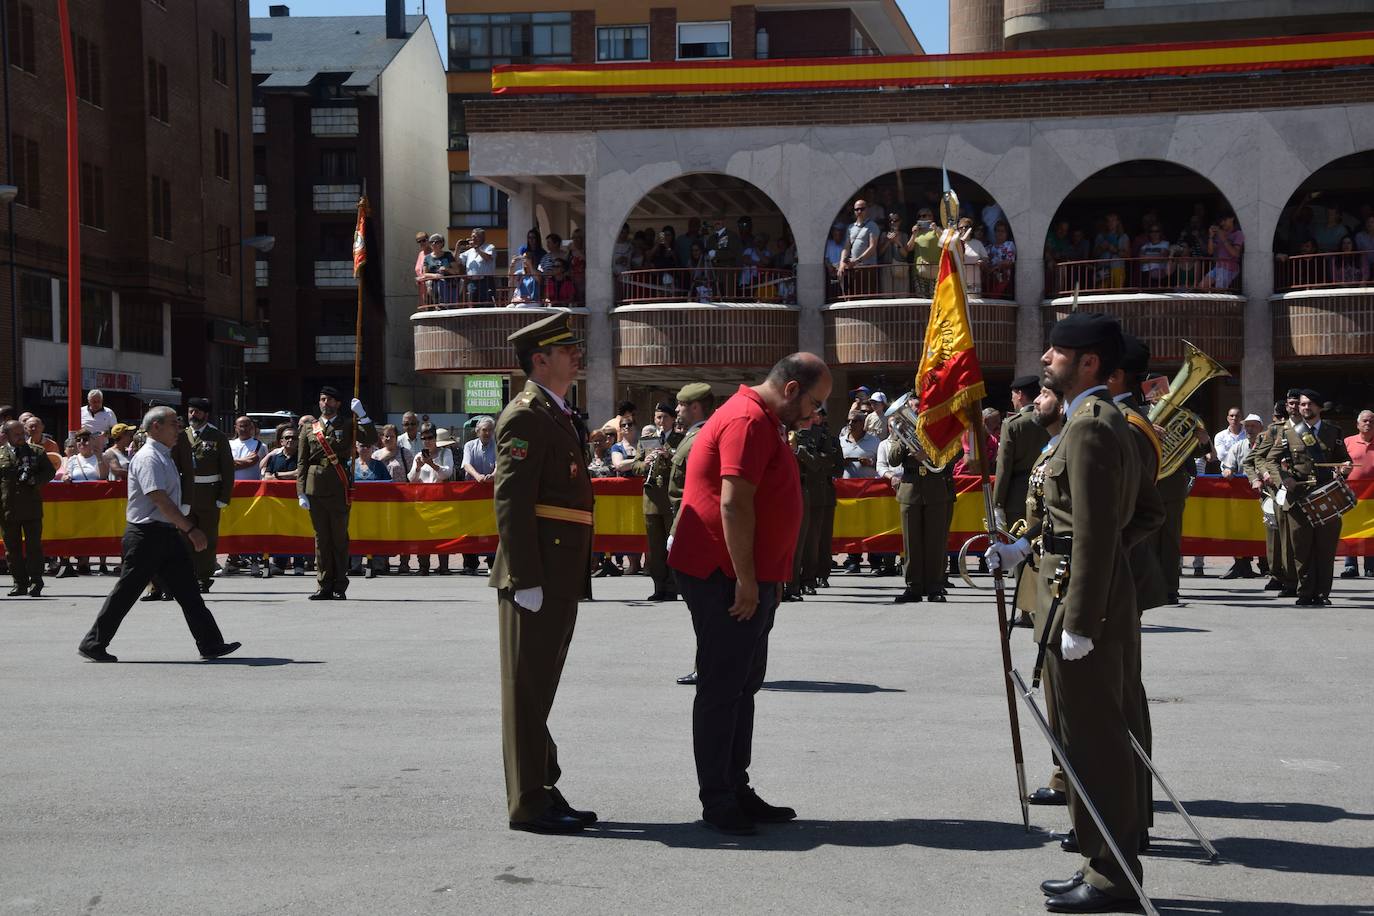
[738,787,796,823]
[200,641,242,660]
[1041,872,1084,896]
[509,809,586,834]
[308,590,334,600]
[676,671,698,686]
[1165,593,1179,605]
[1013,613,1034,628]
[1295,596,1318,607]
[547,787,597,825]
[200,579,213,593]
[78,645,118,663]
[1339,567,1359,579]
[926,591,947,603]
[1321,596,1332,606]
[141,589,166,602]
[7,585,26,597]
[1264,578,1282,591]
[1056,829,1079,853]
[27,580,43,598]
[333,590,347,601]
[1221,566,1241,580]
[1278,588,1298,598]
[893,589,922,604]
[1044,881,1135,913]
[801,584,816,596]
[1028,787,1066,805]
[818,578,830,588]
[701,805,757,836]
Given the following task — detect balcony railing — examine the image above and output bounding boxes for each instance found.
[1041,297,1245,365]
[1049,256,1240,296]
[413,306,588,372]
[1274,251,1374,292]
[613,303,798,369]
[825,262,1014,302]
[616,267,796,305]
[416,276,581,310]
[823,300,1017,367]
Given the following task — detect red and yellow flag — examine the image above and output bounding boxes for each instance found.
[914,242,986,465]
[352,194,370,278]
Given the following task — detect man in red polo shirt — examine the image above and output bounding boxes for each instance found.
[668,352,832,836]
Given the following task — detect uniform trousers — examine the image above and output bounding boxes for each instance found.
[80,523,227,653]
[901,501,950,594]
[309,503,351,595]
[645,513,672,594]
[804,503,835,582]
[1288,513,1342,599]
[1047,639,1143,898]
[790,503,811,590]
[498,589,578,821]
[2,518,44,586]
[1157,499,1186,596]
[676,568,779,816]
[186,488,223,582]
[1273,505,1296,585]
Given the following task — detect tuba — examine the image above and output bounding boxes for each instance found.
[1147,340,1230,479]
[885,393,948,473]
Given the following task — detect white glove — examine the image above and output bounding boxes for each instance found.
[179,504,191,515]
[298,495,311,510]
[351,397,366,417]
[984,537,1031,573]
[514,586,543,613]
[993,507,1007,531]
[666,534,674,553]
[1061,630,1094,661]
[215,500,228,509]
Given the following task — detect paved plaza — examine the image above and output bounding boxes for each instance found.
[2,560,1371,915]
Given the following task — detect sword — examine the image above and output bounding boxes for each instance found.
[1129,732,1221,862]
[1032,558,1069,689]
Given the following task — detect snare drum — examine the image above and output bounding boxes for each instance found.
[1296,478,1357,527]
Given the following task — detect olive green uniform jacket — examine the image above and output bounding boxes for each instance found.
[0,441,57,522]
[993,405,1049,525]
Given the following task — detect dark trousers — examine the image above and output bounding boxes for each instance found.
[790,503,811,590]
[676,568,780,815]
[1157,498,1185,596]
[900,501,949,594]
[645,513,672,594]
[81,523,227,653]
[1289,512,1342,599]
[2,517,44,587]
[309,502,350,594]
[498,588,578,821]
[187,490,222,582]
[804,503,834,582]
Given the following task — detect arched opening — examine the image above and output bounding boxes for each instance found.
[1046,161,1241,297]
[1272,150,1374,292]
[824,169,1015,302]
[614,173,796,305]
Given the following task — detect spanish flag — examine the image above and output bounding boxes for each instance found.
[352,194,370,278]
[914,241,986,466]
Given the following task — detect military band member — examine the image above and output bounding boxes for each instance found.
[633,401,683,602]
[1258,390,1351,606]
[489,312,597,834]
[170,397,234,594]
[884,415,957,604]
[296,385,378,600]
[784,425,812,603]
[793,407,841,594]
[1247,390,1303,594]
[1148,382,1205,604]
[993,374,1051,532]
[667,382,716,687]
[1,420,57,597]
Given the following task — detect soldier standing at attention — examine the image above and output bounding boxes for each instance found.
[167,397,234,596]
[885,405,958,604]
[489,312,597,834]
[1248,389,1303,595]
[797,407,842,591]
[634,400,682,602]
[1,419,57,597]
[667,382,715,686]
[993,374,1050,532]
[297,385,377,601]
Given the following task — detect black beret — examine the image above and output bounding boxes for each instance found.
[1120,333,1151,375]
[1285,388,1302,399]
[1049,312,1123,350]
[319,385,342,401]
[1010,374,1040,394]
[187,397,212,411]
[654,401,674,414]
[1301,388,1321,402]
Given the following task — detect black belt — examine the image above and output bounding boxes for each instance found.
[1042,533,1073,554]
[132,521,176,530]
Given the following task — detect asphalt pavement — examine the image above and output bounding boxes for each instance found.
[2,558,1371,915]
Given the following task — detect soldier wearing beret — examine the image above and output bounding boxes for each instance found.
[489,312,598,834]
[887,402,958,604]
[992,374,1050,534]
[793,406,843,594]
[1,419,57,597]
[170,397,235,594]
[633,400,683,601]
[667,381,715,686]
[296,385,378,600]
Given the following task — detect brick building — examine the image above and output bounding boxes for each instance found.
[1,0,253,432]
[248,4,449,418]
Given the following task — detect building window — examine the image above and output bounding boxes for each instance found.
[448,95,469,151]
[6,1,36,74]
[12,135,38,209]
[677,22,730,60]
[147,57,169,122]
[59,284,114,349]
[19,272,52,340]
[448,13,572,71]
[150,175,172,240]
[450,174,506,229]
[121,300,164,355]
[319,148,358,179]
[597,25,648,62]
[74,33,101,106]
[216,225,233,276]
[310,106,358,137]
[318,222,354,260]
[211,29,229,85]
[213,128,231,180]
[252,106,265,133]
[79,162,105,230]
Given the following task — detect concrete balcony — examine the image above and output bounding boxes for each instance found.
[822,298,1018,368]
[612,303,799,370]
[1271,289,1374,364]
[413,306,588,373]
[1041,293,1246,366]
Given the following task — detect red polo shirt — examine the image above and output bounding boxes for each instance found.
[668,385,802,583]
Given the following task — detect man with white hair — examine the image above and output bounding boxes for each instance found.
[461,415,497,575]
[81,388,117,451]
[1220,413,1266,580]
[78,406,241,662]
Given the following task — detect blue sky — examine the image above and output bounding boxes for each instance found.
[247,1,950,60]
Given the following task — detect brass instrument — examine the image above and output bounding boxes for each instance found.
[884,393,947,473]
[1147,340,1230,478]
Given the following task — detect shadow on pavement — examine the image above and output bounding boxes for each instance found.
[761,680,905,694]
[1207,836,1374,877]
[119,658,324,667]
[1159,799,1374,824]
[1155,899,1374,914]
[1141,625,1212,634]
[582,818,1051,851]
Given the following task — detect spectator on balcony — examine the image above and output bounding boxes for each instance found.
[1044,219,1074,279]
[905,208,940,298]
[861,187,884,225]
[1314,205,1350,253]
[458,228,496,304]
[613,223,633,280]
[877,211,904,295]
[542,260,576,306]
[961,218,987,296]
[1094,212,1130,289]
[1138,225,1173,288]
[630,234,651,270]
[838,199,878,298]
[980,201,1005,240]
[568,228,586,304]
[987,220,1016,299]
[686,241,713,302]
[824,223,846,292]
[737,215,755,251]
[516,228,545,275]
[1068,227,1090,262]
[420,234,457,305]
[1171,214,1207,287]
[509,253,541,306]
[708,216,742,271]
[1132,209,1161,256]
[741,232,768,294]
[414,231,430,279]
[649,230,677,273]
[674,218,700,267]
[1334,236,1364,284]
[1199,212,1244,291]
[538,233,564,276]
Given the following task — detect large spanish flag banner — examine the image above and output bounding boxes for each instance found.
[17,478,1371,559]
[914,242,986,466]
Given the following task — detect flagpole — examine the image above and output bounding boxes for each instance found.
[352,188,368,440]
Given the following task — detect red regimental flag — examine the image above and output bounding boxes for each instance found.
[352,194,370,278]
[914,241,986,466]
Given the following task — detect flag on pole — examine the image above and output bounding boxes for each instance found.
[352,194,370,278]
[914,240,986,466]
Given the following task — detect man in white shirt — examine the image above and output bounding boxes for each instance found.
[397,412,422,456]
[1219,413,1265,579]
[840,409,881,574]
[80,388,117,452]
[459,227,497,304]
[231,416,265,482]
[409,423,455,575]
[461,416,497,575]
[1212,407,1246,467]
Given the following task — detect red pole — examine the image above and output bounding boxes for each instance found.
[57,0,81,433]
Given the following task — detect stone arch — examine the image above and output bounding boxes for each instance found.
[1270,149,1374,259]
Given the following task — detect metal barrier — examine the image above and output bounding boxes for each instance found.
[826,262,1008,301]
[415,275,581,310]
[616,267,796,305]
[1274,250,1374,292]
[1051,256,1239,295]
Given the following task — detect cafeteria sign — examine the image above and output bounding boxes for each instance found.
[464,375,505,413]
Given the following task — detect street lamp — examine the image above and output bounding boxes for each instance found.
[184,234,276,291]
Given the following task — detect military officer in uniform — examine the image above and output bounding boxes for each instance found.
[169,397,234,594]
[793,408,842,594]
[1,420,57,597]
[1150,404,1204,604]
[887,406,958,604]
[993,374,1051,533]
[784,424,812,603]
[667,382,716,686]
[297,385,377,600]
[1247,390,1303,594]
[633,401,683,601]
[1259,390,1351,606]
[490,312,598,834]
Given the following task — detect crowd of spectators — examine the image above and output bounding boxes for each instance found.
[416,226,588,309]
[1274,194,1374,288]
[614,217,798,304]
